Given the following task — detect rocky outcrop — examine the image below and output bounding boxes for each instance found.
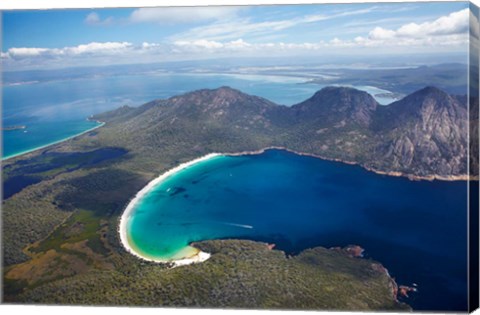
[372,86,468,176]
[292,86,378,127]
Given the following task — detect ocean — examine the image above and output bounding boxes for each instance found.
[127,149,468,311]
[2,72,396,159]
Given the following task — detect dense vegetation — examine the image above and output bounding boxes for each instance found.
[10,240,408,310]
[2,85,475,309]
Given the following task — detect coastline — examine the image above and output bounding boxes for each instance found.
[225,146,473,182]
[119,145,472,266]
[118,153,221,267]
[2,120,105,162]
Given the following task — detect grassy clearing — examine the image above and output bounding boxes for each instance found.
[32,210,109,256]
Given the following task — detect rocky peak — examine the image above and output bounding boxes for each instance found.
[165,86,277,113]
[373,86,468,175]
[385,85,466,126]
[392,86,453,109]
[293,86,378,127]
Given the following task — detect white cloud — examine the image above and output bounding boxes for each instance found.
[169,8,470,54]
[85,12,100,24]
[409,8,468,36]
[225,39,251,49]
[4,42,133,60]
[302,6,380,24]
[129,6,241,24]
[84,12,114,26]
[170,6,380,42]
[368,27,396,40]
[173,38,254,52]
[141,42,161,49]
[167,7,469,50]
[7,47,51,59]
[2,8,471,70]
[173,39,322,53]
[64,42,132,55]
[368,8,469,41]
[174,39,223,49]
[172,19,289,42]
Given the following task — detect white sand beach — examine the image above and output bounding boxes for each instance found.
[2,121,105,161]
[118,153,222,267]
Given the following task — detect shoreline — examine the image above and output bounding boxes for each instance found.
[2,120,105,162]
[226,146,473,182]
[119,146,473,266]
[118,153,222,267]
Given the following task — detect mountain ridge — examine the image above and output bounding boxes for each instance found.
[93,85,472,180]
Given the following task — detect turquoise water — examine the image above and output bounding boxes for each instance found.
[2,120,101,159]
[127,149,468,311]
[2,72,396,159]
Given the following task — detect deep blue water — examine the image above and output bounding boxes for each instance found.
[128,149,468,311]
[2,72,395,159]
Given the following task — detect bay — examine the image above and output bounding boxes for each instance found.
[127,149,468,311]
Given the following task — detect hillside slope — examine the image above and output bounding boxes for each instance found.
[93,85,470,179]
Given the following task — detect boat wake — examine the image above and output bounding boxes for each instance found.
[220,222,254,229]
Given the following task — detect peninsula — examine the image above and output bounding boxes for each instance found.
[2,86,475,310]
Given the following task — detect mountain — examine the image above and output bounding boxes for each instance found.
[371,86,468,176]
[292,86,378,127]
[93,85,471,179]
[97,86,281,127]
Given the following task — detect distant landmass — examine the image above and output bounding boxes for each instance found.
[305,63,468,95]
[2,85,476,309]
[3,62,468,96]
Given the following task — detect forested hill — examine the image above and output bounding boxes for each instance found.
[94,85,471,179]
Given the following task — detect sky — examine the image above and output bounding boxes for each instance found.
[0,1,474,70]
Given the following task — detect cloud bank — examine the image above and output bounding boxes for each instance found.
[3,8,471,70]
[5,42,133,60]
